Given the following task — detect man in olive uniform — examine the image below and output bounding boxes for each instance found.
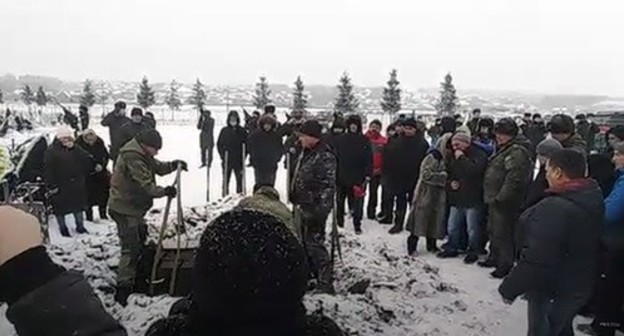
[108,129,187,305]
[482,118,533,279]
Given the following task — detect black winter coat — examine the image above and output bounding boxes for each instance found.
[0,247,127,335]
[335,132,373,187]
[197,115,215,149]
[217,125,248,170]
[526,122,546,148]
[248,129,284,170]
[79,110,90,131]
[522,166,548,211]
[447,143,488,207]
[76,136,110,207]
[44,141,93,215]
[101,112,131,160]
[119,121,152,149]
[500,180,604,300]
[382,134,429,194]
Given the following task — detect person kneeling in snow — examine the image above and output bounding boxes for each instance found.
[108,129,187,306]
[146,209,343,336]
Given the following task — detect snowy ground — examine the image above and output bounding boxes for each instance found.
[0,121,598,336]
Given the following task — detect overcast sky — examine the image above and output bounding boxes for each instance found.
[1,0,623,95]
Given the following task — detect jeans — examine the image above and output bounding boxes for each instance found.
[527,291,591,336]
[367,175,381,218]
[56,212,85,232]
[253,167,277,188]
[446,206,483,253]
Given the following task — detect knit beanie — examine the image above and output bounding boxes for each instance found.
[298,120,323,139]
[536,138,563,158]
[452,132,472,145]
[136,129,163,149]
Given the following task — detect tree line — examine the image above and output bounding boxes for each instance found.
[2,72,460,116]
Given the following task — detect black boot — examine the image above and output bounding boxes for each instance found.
[388,211,405,234]
[354,221,362,235]
[490,267,511,279]
[85,208,94,222]
[99,206,108,220]
[407,235,418,256]
[76,224,88,234]
[478,259,498,268]
[115,285,133,307]
[317,266,335,295]
[59,224,71,237]
[426,238,439,253]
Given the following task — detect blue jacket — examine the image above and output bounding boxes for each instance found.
[604,168,624,229]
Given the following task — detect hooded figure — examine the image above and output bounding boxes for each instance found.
[197,109,215,167]
[322,116,346,152]
[334,115,373,233]
[146,210,343,336]
[405,133,452,255]
[247,114,283,187]
[217,111,249,195]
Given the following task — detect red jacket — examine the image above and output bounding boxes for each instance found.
[366,130,387,176]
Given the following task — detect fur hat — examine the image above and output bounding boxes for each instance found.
[402,118,418,129]
[494,118,519,137]
[131,107,143,117]
[549,114,575,134]
[452,132,472,145]
[298,120,323,139]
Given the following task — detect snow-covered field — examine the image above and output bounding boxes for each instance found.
[0,120,597,336]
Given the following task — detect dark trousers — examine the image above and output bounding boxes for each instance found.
[301,212,332,290]
[224,166,243,195]
[487,204,517,271]
[385,191,409,227]
[527,291,591,336]
[591,250,624,336]
[380,187,392,219]
[85,205,108,221]
[254,167,277,188]
[367,175,382,219]
[337,184,363,230]
[200,146,213,167]
[56,212,85,234]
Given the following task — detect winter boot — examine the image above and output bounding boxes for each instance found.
[463,253,479,264]
[490,267,511,279]
[115,285,133,307]
[388,211,405,234]
[407,235,418,256]
[59,225,71,238]
[354,220,362,235]
[437,249,459,258]
[478,258,498,268]
[76,225,89,234]
[426,238,439,253]
[388,224,403,234]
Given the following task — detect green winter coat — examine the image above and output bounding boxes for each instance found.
[483,139,533,210]
[108,139,177,217]
[561,133,588,156]
[235,186,300,241]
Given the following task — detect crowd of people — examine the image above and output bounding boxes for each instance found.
[0,102,622,336]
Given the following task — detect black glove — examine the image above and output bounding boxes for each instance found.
[164,186,177,198]
[173,160,188,171]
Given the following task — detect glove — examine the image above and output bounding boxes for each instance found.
[173,160,188,171]
[353,185,366,198]
[164,186,177,198]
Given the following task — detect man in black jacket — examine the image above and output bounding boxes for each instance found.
[500,149,604,336]
[197,109,215,168]
[101,101,130,163]
[248,114,284,188]
[334,115,373,234]
[217,110,248,195]
[118,107,152,150]
[438,132,488,263]
[382,118,430,234]
[79,104,90,131]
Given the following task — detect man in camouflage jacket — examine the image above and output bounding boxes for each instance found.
[108,129,187,305]
[290,120,337,294]
[482,118,533,279]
